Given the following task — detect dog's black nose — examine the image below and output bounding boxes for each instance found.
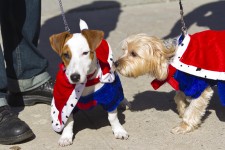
[114,61,119,68]
[70,73,80,82]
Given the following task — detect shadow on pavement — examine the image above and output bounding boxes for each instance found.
[164,1,225,39]
[130,88,225,122]
[38,1,122,79]
[70,106,126,138]
[130,90,176,112]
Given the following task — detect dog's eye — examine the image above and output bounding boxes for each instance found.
[82,51,89,55]
[131,51,137,57]
[63,53,70,59]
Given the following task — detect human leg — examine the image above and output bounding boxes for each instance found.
[0,44,8,107]
[0,0,53,106]
[0,45,34,145]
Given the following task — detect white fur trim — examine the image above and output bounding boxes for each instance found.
[51,84,84,132]
[51,98,61,132]
[171,34,225,80]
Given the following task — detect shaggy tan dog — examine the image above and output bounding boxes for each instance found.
[115,33,215,134]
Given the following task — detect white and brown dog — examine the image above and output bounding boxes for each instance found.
[115,30,225,134]
[49,20,128,146]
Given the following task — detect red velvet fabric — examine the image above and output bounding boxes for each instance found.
[151,65,179,90]
[76,100,97,110]
[181,30,225,72]
[53,64,75,123]
[96,40,110,75]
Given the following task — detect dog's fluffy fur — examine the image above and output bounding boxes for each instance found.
[115,34,214,134]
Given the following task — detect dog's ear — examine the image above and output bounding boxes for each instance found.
[79,19,89,30]
[81,29,104,51]
[49,32,72,55]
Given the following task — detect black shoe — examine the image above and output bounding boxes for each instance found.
[0,106,35,144]
[7,79,54,106]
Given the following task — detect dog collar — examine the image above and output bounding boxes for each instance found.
[87,69,96,79]
[86,69,100,87]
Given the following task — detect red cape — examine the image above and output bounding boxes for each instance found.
[171,30,225,81]
[151,30,225,90]
[51,39,115,132]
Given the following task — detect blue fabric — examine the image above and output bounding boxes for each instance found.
[218,81,225,106]
[174,70,225,106]
[79,74,124,112]
[174,70,209,98]
[178,34,184,45]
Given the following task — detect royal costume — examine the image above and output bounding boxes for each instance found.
[151,30,225,106]
[51,39,124,132]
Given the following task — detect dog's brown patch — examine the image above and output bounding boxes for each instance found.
[89,51,95,60]
[81,29,104,56]
[61,45,72,67]
[49,32,73,55]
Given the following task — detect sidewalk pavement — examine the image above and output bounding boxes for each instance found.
[1,0,225,149]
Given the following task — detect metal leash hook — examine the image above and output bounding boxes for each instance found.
[179,0,187,36]
[57,0,70,33]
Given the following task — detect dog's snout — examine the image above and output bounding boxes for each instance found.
[114,61,119,68]
[70,73,80,82]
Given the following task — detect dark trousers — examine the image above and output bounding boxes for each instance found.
[0,0,50,105]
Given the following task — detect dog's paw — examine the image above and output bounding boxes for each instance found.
[171,122,193,134]
[58,136,73,147]
[113,127,129,140]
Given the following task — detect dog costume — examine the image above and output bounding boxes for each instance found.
[151,30,225,106]
[51,39,124,132]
